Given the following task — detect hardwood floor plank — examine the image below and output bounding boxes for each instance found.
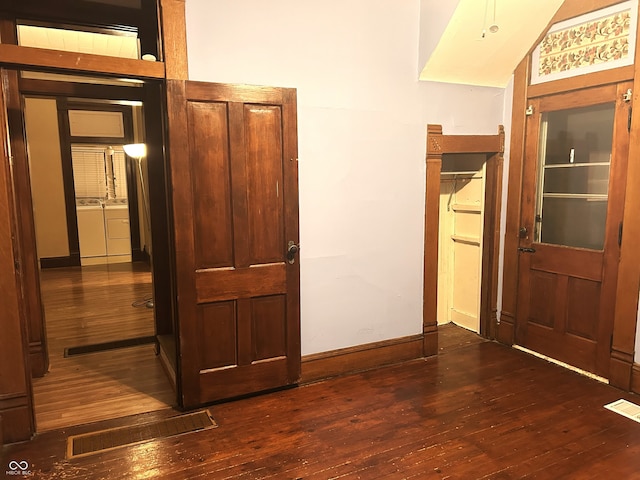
[33,263,175,431]
[5,325,640,478]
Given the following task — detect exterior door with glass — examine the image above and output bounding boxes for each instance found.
[515,82,631,377]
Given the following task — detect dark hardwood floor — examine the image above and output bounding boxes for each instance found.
[4,324,640,479]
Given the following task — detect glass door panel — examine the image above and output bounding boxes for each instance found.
[535,102,615,250]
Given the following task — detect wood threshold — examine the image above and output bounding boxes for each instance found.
[300,334,424,384]
[0,44,165,79]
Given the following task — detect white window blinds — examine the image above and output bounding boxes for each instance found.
[71,144,128,199]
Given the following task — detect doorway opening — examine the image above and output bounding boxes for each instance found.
[423,124,504,350]
[7,68,178,431]
[437,154,486,333]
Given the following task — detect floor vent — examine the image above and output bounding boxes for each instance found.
[67,410,217,458]
[605,399,640,424]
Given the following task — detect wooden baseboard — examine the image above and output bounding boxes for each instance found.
[158,335,176,392]
[300,334,424,384]
[630,364,640,395]
[0,394,33,443]
[132,247,151,264]
[609,351,633,391]
[29,344,48,378]
[40,253,80,269]
[496,312,515,345]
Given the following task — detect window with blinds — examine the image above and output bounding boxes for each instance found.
[71,144,128,199]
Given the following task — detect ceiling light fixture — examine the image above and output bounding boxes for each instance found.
[482,0,499,37]
[489,0,499,33]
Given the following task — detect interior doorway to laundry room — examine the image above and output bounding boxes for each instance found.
[6,67,177,431]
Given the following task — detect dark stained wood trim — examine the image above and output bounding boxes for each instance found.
[55,98,81,262]
[0,403,32,445]
[481,130,504,339]
[595,81,632,378]
[631,363,640,395]
[1,0,144,32]
[4,69,49,380]
[165,79,194,407]
[143,81,177,381]
[282,88,302,383]
[140,0,162,61]
[159,0,188,80]
[437,134,503,154]
[499,58,529,347]
[39,254,80,269]
[527,66,634,99]
[19,78,145,101]
[185,81,287,104]
[0,44,165,79]
[300,334,424,384]
[610,5,640,391]
[423,125,442,356]
[0,76,34,442]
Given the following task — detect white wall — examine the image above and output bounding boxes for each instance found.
[186,0,505,355]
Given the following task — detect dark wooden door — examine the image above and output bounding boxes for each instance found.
[166,80,300,408]
[515,82,631,377]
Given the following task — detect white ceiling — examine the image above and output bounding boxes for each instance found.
[420,0,565,87]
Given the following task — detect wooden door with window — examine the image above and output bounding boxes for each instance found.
[166,80,301,408]
[515,82,631,377]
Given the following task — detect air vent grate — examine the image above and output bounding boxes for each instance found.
[67,410,217,458]
[604,399,640,423]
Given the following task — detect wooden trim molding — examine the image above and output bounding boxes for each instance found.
[0,393,32,445]
[631,363,640,395]
[424,124,505,351]
[0,44,165,79]
[499,58,530,347]
[423,125,443,356]
[527,65,634,99]
[159,0,188,80]
[482,136,505,340]
[39,254,80,269]
[0,77,34,442]
[609,3,640,391]
[300,334,424,384]
[4,69,49,380]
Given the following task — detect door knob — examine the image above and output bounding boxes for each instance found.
[517,246,536,253]
[287,241,300,264]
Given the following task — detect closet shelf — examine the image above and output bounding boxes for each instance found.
[451,235,480,246]
[452,204,481,213]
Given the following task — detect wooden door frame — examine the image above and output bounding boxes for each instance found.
[500,0,640,391]
[423,124,505,355]
[0,0,188,443]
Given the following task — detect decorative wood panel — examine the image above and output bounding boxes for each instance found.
[198,301,237,372]
[528,271,557,329]
[188,101,234,269]
[245,105,284,265]
[251,295,286,361]
[567,277,600,340]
